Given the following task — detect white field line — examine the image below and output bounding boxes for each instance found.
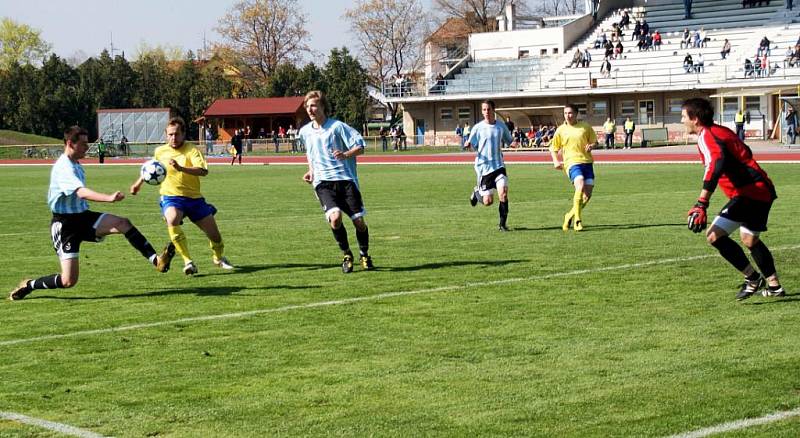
[0,411,108,438]
[667,407,800,438]
[2,243,799,348]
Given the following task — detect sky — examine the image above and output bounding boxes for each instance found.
[0,0,427,63]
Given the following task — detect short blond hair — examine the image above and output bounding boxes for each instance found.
[303,90,328,113]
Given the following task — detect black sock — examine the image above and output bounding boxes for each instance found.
[711,236,751,272]
[29,274,63,290]
[749,240,776,278]
[499,201,508,226]
[356,227,369,256]
[331,225,350,253]
[124,227,157,261]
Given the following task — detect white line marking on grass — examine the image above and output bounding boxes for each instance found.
[667,407,800,438]
[0,411,108,437]
[2,244,799,348]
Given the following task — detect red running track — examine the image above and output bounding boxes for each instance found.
[4,149,800,165]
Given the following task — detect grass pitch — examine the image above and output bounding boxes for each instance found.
[1,163,799,437]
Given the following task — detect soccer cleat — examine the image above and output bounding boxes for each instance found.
[736,275,765,301]
[342,254,354,274]
[469,191,479,207]
[183,261,198,276]
[573,220,584,232]
[8,279,32,301]
[762,285,786,297]
[498,224,510,232]
[156,242,176,273]
[360,255,375,270]
[562,211,573,231]
[214,256,235,270]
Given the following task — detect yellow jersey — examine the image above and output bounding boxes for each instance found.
[550,121,597,169]
[153,142,206,199]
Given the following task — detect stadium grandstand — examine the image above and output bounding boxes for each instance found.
[386,0,800,147]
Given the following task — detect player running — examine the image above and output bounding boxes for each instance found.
[550,104,598,232]
[300,90,374,273]
[682,98,785,300]
[467,100,514,231]
[130,117,233,275]
[9,126,174,301]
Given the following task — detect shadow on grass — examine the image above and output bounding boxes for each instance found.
[32,284,321,300]
[744,292,800,305]
[513,222,683,233]
[374,259,527,272]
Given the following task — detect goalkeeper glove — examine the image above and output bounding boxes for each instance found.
[687,197,709,233]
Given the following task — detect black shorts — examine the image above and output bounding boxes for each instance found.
[478,167,508,193]
[314,180,366,220]
[51,210,105,259]
[716,197,773,232]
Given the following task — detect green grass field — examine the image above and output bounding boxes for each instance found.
[0,130,61,146]
[1,163,799,437]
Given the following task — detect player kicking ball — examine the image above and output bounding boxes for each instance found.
[130,117,234,275]
[550,104,598,232]
[467,100,514,231]
[682,98,785,300]
[299,90,374,273]
[9,126,174,301]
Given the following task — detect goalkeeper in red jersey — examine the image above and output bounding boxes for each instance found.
[681,98,784,301]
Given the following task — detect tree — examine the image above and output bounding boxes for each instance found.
[324,48,369,131]
[344,0,425,120]
[215,0,311,85]
[265,62,325,97]
[534,0,584,16]
[0,18,51,69]
[433,0,511,32]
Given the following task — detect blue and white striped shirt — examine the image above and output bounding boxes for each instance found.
[468,120,513,177]
[300,118,365,188]
[48,154,88,214]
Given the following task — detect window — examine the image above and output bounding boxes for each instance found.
[591,101,608,116]
[621,100,635,118]
[638,100,655,124]
[540,49,548,56]
[722,97,738,122]
[552,48,559,55]
[668,98,683,114]
[458,107,471,120]
[440,107,453,120]
[574,103,587,117]
[745,96,761,114]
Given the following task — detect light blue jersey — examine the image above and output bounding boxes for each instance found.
[300,118,365,188]
[48,153,88,214]
[467,119,512,177]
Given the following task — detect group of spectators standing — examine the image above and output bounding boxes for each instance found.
[601,117,637,149]
[379,125,407,152]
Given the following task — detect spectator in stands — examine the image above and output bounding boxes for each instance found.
[455,124,464,149]
[205,128,213,155]
[505,117,515,134]
[623,116,635,149]
[641,20,650,38]
[594,33,607,49]
[753,56,763,76]
[278,125,286,140]
[271,129,279,153]
[632,21,642,42]
[683,53,694,73]
[760,55,769,76]
[785,106,798,144]
[603,117,617,149]
[526,127,536,146]
[637,34,647,51]
[604,40,614,59]
[462,123,471,151]
[601,57,612,78]
[721,39,732,59]
[758,36,771,57]
[611,23,622,42]
[582,48,592,68]
[390,125,399,151]
[692,30,702,48]
[591,0,599,21]
[695,53,705,73]
[681,28,692,49]
[784,46,797,67]
[258,127,266,139]
[653,31,662,50]
[684,0,693,18]
[744,58,755,77]
[700,28,708,48]
[570,48,584,68]
[644,33,653,51]
[787,0,794,11]
[619,10,631,29]
[614,41,624,59]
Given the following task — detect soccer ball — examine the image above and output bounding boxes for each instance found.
[140,159,167,185]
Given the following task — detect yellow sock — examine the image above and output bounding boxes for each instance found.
[572,189,583,222]
[210,239,224,262]
[167,225,192,264]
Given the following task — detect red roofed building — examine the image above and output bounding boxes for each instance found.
[202,97,307,142]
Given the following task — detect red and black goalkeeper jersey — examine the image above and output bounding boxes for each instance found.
[696,124,776,202]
